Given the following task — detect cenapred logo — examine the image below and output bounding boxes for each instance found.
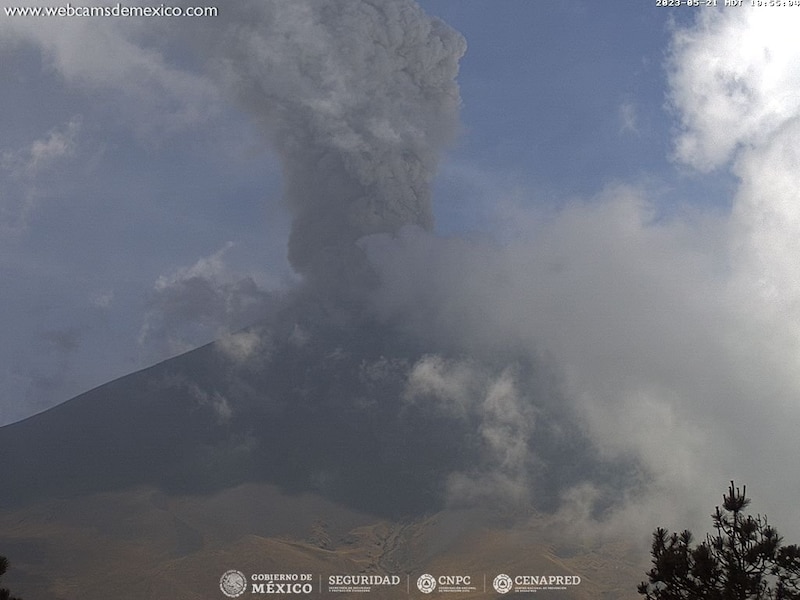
[417,573,437,594]
[492,572,582,594]
[492,573,513,595]
[220,570,248,598]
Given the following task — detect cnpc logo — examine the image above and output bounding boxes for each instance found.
[417,573,473,593]
[417,574,436,594]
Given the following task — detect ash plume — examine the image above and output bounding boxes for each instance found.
[1,0,628,517]
[211,0,465,297]
[137,0,638,518]
[10,0,800,548]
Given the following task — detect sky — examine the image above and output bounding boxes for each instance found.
[1,0,696,424]
[3,0,800,540]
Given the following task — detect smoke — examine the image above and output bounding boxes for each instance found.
[207,0,465,295]
[139,244,273,359]
[361,6,800,540]
[404,357,536,506]
[6,0,800,548]
[666,8,800,522]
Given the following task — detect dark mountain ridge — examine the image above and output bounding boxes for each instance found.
[0,296,645,599]
[1,310,455,517]
[1,293,630,519]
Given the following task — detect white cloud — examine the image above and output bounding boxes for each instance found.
[25,117,81,173]
[140,244,272,359]
[366,156,800,536]
[217,330,267,364]
[404,355,537,507]
[1,117,81,175]
[619,100,639,135]
[0,117,82,232]
[404,355,480,419]
[668,9,800,172]
[1,11,220,137]
[669,10,800,421]
[89,290,115,310]
[153,242,233,292]
[188,383,233,424]
[544,9,800,534]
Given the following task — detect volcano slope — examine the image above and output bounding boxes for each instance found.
[0,296,642,599]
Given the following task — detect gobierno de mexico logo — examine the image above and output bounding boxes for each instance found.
[220,570,248,598]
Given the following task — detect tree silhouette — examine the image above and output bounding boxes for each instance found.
[638,482,800,599]
[0,555,22,600]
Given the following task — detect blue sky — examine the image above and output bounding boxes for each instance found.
[1,0,701,424]
[428,2,673,190]
[3,0,800,538]
[425,2,738,230]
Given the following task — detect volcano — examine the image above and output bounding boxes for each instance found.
[1,303,459,517]
[0,295,642,599]
[1,0,646,597]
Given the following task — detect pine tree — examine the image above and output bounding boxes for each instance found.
[0,555,22,600]
[638,482,800,599]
